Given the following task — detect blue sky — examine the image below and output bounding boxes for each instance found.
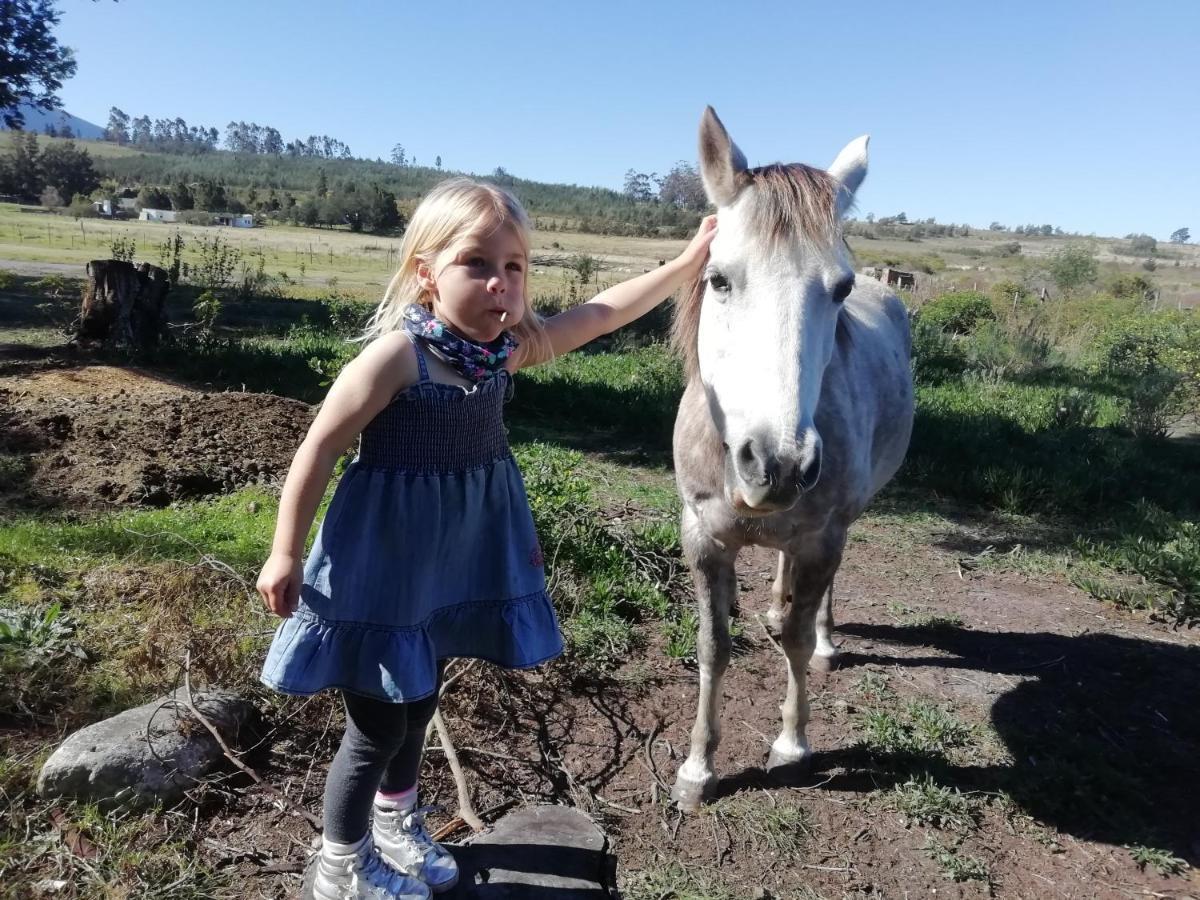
[53,0,1198,239]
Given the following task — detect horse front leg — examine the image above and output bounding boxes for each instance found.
[671,528,737,811]
[810,578,839,673]
[768,555,840,773]
[770,556,838,672]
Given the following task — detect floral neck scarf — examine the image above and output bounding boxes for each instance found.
[401,303,517,383]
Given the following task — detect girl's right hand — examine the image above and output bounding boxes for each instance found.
[257,553,303,618]
[676,214,718,277]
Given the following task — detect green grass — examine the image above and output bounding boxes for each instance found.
[858,700,974,759]
[707,793,814,856]
[1128,844,1189,877]
[620,861,747,900]
[886,601,964,630]
[0,786,232,898]
[854,670,894,702]
[0,488,281,573]
[888,775,979,830]
[516,442,680,669]
[512,345,684,449]
[923,836,992,885]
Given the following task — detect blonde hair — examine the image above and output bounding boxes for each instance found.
[361,177,550,360]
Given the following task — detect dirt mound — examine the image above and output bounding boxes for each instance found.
[0,366,313,508]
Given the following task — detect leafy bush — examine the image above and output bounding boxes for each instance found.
[1049,389,1099,430]
[31,274,71,298]
[1106,273,1155,301]
[910,319,966,384]
[1089,311,1199,435]
[918,291,996,335]
[1091,312,1198,381]
[1121,369,1182,439]
[1048,243,1098,294]
[1077,501,1198,624]
[193,290,222,332]
[962,321,1056,379]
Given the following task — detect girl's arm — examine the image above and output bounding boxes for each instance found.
[519,215,716,367]
[257,331,417,618]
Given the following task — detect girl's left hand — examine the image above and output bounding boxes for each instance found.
[677,214,718,276]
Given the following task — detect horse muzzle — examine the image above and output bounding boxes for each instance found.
[725,430,822,514]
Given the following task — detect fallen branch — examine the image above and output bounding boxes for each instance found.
[430,708,485,832]
[178,651,321,830]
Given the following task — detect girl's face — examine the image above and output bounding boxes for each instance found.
[421,224,527,343]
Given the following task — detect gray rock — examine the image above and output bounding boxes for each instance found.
[301,805,617,899]
[36,688,261,808]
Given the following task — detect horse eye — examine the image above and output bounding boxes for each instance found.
[708,272,730,293]
[833,278,854,303]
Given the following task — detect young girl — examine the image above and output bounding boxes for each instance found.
[257,177,716,900]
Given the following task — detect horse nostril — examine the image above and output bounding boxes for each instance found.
[735,438,772,486]
[798,447,822,491]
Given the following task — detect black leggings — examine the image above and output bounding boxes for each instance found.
[322,686,440,844]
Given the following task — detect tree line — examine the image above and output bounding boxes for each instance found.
[87,146,703,237]
[104,108,354,160]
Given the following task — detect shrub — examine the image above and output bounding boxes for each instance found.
[1121,369,1182,440]
[193,290,222,332]
[1090,311,1200,412]
[66,194,99,218]
[31,274,70,298]
[1107,273,1155,300]
[1126,234,1157,256]
[918,291,996,335]
[910,319,966,383]
[1048,243,1099,294]
[1049,388,1099,430]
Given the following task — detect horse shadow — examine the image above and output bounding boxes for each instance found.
[720,623,1200,864]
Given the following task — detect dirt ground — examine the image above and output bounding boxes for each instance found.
[3,355,1198,899]
[0,348,312,509]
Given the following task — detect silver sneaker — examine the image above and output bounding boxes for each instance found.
[312,834,432,900]
[373,802,460,894]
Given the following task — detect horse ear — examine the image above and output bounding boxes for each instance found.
[699,106,748,207]
[827,135,869,217]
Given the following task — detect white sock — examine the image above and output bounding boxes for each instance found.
[375,785,418,810]
[322,833,369,856]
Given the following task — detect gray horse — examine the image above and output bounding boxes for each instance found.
[669,107,914,809]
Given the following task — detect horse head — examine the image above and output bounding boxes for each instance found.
[690,106,868,514]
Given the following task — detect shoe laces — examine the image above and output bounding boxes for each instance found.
[351,845,416,896]
[393,804,443,853]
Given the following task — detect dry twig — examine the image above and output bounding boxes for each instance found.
[176,651,321,830]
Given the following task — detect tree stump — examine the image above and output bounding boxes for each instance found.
[77,259,171,350]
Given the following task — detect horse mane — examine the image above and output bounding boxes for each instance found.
[671,163,841,378]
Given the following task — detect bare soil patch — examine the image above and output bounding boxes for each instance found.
[0,360,312,509]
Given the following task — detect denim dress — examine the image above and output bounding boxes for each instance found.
[261,337,563,702]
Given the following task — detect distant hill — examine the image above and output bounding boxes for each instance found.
[0,103,105,140]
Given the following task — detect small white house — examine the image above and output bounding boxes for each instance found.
[213,213,254,228]
[140,208,178,223]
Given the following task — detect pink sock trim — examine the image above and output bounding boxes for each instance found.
[376,785,417,805]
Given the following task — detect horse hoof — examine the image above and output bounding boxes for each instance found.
[809,649,840,673]
[766,748,812,784]
[670,774,717,811]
